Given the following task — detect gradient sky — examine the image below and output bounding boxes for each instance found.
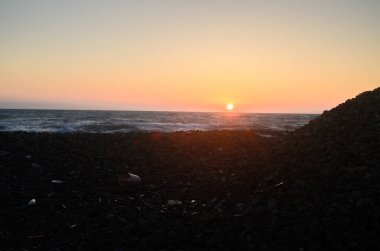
[1,0,379,113]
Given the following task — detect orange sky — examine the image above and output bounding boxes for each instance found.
[1,1,379,113]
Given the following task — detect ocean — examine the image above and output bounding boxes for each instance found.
[0,109,318,133]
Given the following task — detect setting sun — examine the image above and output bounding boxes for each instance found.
[227,103,234,111]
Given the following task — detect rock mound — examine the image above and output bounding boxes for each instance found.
[253,87,380,249]
[280,87,380,166]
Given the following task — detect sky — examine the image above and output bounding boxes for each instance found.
[0,0,379,113]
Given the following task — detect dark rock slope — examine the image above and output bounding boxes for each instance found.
[251,87,380,250]
[278,87,380,169]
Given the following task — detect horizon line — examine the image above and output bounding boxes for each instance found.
[0,107,321,115]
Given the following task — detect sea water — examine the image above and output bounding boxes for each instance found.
[0,109,318,133]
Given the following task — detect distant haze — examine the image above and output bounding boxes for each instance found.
[1,0,379,113]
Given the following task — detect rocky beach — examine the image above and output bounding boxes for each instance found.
[1,88,380,250]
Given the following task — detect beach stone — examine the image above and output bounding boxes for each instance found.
[31,163,42,169]
[27,199,36,206]
[117,172,141,188]
[167,200,182,206]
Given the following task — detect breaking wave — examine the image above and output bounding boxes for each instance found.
[0,109,318,133]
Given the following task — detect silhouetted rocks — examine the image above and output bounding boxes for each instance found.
[252,87,380,250]
[277,87,380,168]
[0,88,379,250]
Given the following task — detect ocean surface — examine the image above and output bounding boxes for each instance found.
[0,109,318,133]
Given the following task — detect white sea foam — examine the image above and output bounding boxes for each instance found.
[0,110,319,133]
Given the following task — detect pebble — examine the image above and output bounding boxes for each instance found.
[31,163,42,169]
[258,134,272,138]
[27,199,36,206]
[167,200,182,206]
[27,234,44,239]
[118,172,141,188]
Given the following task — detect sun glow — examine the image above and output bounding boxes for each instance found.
[227,103,234,111]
